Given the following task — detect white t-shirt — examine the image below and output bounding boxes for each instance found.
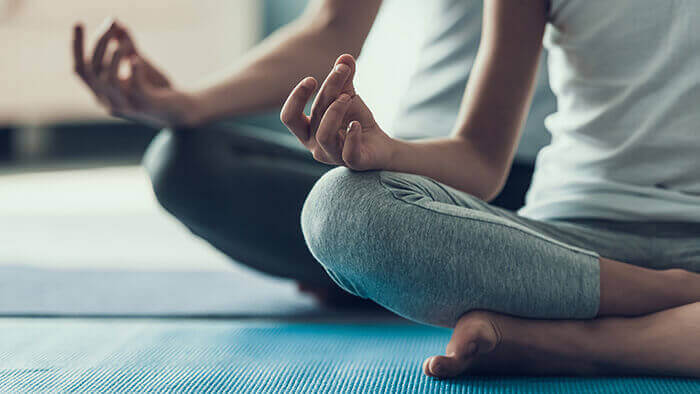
[519,0,700,222]
[391,0,555,162]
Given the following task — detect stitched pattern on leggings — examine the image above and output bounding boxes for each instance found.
[377,172,600,259]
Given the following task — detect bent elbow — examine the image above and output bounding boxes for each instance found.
[481,182,505,203]
[479,166,510,203]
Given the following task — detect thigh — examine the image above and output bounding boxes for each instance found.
[379,171,664,267]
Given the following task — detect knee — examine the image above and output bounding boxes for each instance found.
[301,168,382,292]
[301,167,415,304]
[142,128,208,215]
[301,167,376,258]
[302,169,481,326]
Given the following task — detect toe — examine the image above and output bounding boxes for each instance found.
[422,357,435,377]
[424,312,504,379]
[427,354,471,378]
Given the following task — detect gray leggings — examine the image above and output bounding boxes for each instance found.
[143,124,700,325]
[302,168,700,326]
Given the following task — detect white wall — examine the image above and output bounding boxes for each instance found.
[0,0,260,125]
[1,0,429,130]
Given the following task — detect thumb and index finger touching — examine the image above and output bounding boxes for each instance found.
[282,54,359,145]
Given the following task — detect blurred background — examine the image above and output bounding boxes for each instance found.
[1,0,426,166]
[0,0,432,315]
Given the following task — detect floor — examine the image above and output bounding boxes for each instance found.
[0,164,230,271]
[1,165,321,317]
[2,165,698,392]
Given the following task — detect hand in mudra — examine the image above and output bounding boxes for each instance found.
[73,20,196,128]
[281,54,395,170]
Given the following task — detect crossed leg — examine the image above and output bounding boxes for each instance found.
[301,168,700,378]
[424,259,700,378]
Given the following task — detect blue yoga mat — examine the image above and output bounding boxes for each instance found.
[2,319,698,393]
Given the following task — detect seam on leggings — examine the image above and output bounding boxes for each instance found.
[377,173,600,259]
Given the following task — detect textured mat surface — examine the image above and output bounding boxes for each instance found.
[2,319,698,393]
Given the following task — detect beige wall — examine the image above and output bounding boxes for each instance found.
[0,0,259,125]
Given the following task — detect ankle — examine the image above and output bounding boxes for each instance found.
[496,316,601,375]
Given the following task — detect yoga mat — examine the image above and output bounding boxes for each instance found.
[2,319,698,393]
[0,265,324,317]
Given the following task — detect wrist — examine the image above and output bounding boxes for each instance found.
[178,90,206,128]
[385,137,409,172]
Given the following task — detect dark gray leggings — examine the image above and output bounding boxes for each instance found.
[142,124,334,286]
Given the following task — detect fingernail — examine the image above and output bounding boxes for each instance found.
[347,121,359,132]
[337,93,351,103]
[334,64,350,74]
[301,78,315,89]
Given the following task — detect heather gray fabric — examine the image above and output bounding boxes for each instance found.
[302,168,700,327]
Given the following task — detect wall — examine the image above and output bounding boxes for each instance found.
[0,0,260,125]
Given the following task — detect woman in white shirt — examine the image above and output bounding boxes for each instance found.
[282,0,700,378]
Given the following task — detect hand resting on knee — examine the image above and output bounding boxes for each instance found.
[280,54,396,171]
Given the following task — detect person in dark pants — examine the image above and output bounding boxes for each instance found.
[72,1,551,303]
[142,124,344,300]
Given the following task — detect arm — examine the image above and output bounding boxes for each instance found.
[72,0,381,128]
[281,0,547,201]
[191,0,382,125]
[387,0,547,200]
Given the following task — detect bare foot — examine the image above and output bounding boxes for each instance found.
[423,310,502,378]
[425,304,700,378]
[423,310,594,378]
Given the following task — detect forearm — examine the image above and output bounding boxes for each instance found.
[387,137,505,201]
[381,0,548,202]
[189,4,378,126]
[278,0,545,201]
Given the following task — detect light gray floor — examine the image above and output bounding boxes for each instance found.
[0,165,231,271]
[0,265,322,317]
[0,166,331,316]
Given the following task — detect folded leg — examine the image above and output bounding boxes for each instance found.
[302,168,700,325]
[143,124,334,286]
